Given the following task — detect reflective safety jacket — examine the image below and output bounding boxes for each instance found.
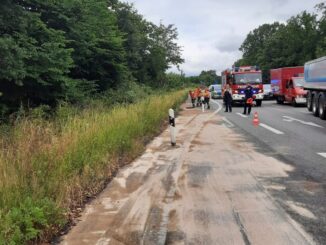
[204,89,210,98]
[189,91,196,99]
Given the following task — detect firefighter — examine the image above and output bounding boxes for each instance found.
[189,90,196,108]
[199,87,205,107]
[243,83,254,115]
[223,84,232,112]
[195,87,201,107]
[204,88,210,109]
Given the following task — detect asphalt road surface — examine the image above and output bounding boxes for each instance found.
[210,99,326,244]
[60,99,325,245]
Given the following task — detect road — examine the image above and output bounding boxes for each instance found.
[59,99,325,245]
[210,99,326,244]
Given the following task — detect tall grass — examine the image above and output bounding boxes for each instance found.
[0,90,187,244]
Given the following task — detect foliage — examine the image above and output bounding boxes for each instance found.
[0,198,63,245]
[0,0,184,117]
[184,70,221,87]
[0,90,187,244]
[237,7,326,82]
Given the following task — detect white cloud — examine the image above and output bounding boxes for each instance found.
[127,0,320,75]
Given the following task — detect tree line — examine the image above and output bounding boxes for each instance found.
[0,0,184,117]
[235,3,326,82]
[186,70,221,86]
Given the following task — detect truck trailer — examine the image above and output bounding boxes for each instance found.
[304,56,326,120]
[221,66,264,106]
[270,67,306,106]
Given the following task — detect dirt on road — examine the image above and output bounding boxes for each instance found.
[60,103,315,245]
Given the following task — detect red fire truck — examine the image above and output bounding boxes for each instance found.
[221,66,264,106]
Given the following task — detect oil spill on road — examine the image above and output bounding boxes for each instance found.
[61,103,316,245]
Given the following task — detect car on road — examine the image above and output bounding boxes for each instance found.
[209,84,222,99]
[263,84,274,100]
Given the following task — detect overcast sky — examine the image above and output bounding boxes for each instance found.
[126,0,322,76]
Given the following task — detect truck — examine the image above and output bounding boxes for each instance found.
[304,56,326,120]
[270,67,306,106]
[221,66,264,106]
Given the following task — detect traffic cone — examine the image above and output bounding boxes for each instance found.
[253,112,260,126]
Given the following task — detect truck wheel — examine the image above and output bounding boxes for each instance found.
[307,91,313,111]
[318,93,326,120]
[291,99,297,107]
[276,96,284,104]
[312,94,319,117]
[256,100,262,107]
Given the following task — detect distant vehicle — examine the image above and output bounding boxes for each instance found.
[263,84,273,100]
[304,56,326,120]
[270,67,306,106]
[221,66,264,106]
[209,84,222,99]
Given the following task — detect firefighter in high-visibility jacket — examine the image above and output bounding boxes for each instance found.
[204,88,210,109]
[189,90,197,108]
[195,87,201,106]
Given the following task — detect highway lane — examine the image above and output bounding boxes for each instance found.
[210,99,326,244]
[211,100,326,179]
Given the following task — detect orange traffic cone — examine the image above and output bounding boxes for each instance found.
[253,112,260,126]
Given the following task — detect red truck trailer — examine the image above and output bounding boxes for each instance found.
[221,66,264,106]
[270,67,306,106]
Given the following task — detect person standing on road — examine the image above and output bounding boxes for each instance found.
[243,83,254,115]
[224,85,233,112]
[195,87,201,107]
[189,90,197,108]
[204,88,210,109]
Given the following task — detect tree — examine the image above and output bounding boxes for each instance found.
[0,0,74,114]
[239,22,283,66]
[238,12,320,83]
[198,70,220,86]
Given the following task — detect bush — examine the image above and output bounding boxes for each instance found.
[0,198,63,245]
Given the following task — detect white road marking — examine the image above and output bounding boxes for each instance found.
[236,112,248,118]
[210,100,223,118]
[259,123,284,135]
[282,116,324,128]
[317,153,326,158]
[222,117,234,128]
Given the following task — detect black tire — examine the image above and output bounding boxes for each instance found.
[256,100,262,107]
[312,94,319,117]
[318,93,326,120]
[276,96,284,104]
[307,91,313,111]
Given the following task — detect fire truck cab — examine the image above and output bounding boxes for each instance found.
[221,66,264,106]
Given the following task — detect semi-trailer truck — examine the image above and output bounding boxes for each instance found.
[304,56,326,120]
[270,67,306,106]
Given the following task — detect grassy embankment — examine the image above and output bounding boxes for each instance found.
[0,89,187,244]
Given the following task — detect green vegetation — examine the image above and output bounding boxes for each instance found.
[0,89,187,244]
[0,0,185,118]
[0,1,190,243]
[186,70,221,86]
[236,3,326,82]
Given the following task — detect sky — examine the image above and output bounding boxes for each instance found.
[126,0,322,76]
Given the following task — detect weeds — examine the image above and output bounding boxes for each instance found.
[0,90,187,244]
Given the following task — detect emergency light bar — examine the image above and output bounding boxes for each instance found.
[233,66,260,72]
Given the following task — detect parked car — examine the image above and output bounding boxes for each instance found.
[263,84,274,100]
[209,84,222,99]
